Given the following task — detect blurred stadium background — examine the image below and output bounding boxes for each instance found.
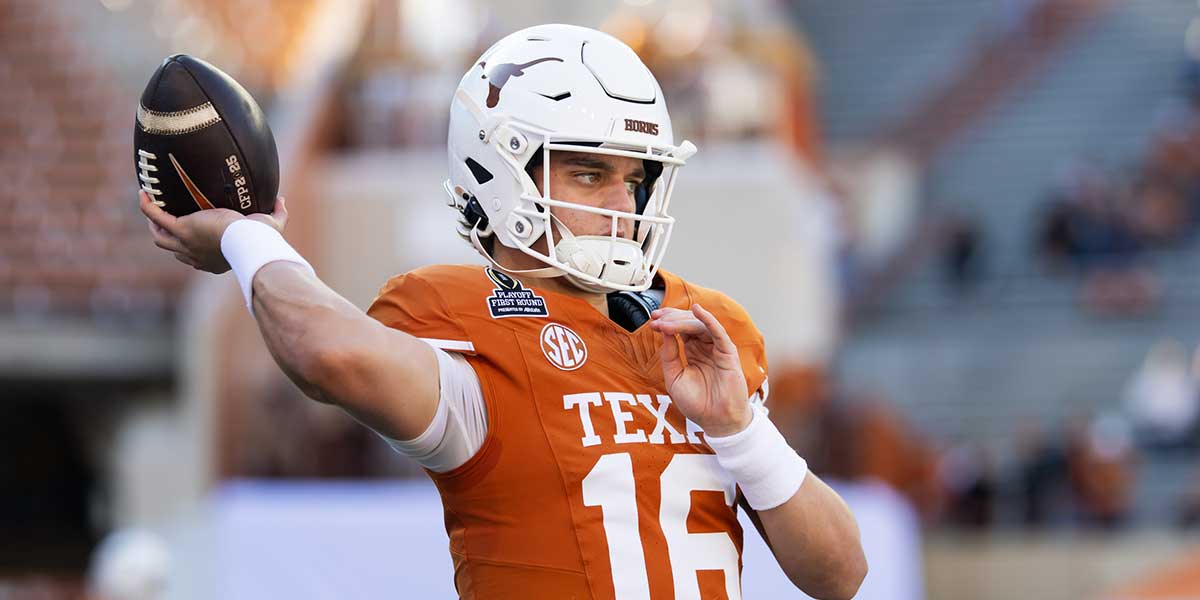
[4,0,1200,598]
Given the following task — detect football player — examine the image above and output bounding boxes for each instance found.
[141,24,866,600]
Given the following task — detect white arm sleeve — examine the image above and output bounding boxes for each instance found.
[379,346,488,473]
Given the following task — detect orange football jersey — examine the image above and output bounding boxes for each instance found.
[367,265,769,600]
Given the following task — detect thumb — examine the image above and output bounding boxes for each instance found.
[262,196,288,232]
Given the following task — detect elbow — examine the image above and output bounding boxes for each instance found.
[820,505,869,600]
[837,550,868,600]
[795,544,868,600]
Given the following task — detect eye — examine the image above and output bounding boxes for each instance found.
[625,181,638,194]
[574,172,601,185]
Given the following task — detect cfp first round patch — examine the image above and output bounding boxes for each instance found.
[485,267,548,318]
[541,323,587,371]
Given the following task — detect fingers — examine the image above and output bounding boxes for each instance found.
[246,196,288,233]
[691,304,738,354]
[273,196,288,227]
[172,252,199,268]
[650,307,704,328]
[147,219,186,253]
[658,332,684,384]
[649,309,702,326]
[649,316,708,336]
[139,190,181,237]
[649,306,716,339]
[141,195,197,267]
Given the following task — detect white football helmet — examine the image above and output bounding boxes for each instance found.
[445,24,697,292]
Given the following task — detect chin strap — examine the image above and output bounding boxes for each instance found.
[469,226,561,280]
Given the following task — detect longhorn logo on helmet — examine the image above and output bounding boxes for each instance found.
[479,57,563,108]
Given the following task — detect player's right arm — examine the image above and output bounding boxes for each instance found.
[139,191,440,442]
[249,261,440,440]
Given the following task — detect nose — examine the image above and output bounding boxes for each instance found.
[602,182,636,239]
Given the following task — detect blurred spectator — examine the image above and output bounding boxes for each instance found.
[1139,127,1200,234]
[1127,176,1190,245]
[802,393,942,522]
[1037,198,1076,271]
[1066,412,1137,528]
[1036,161,1137,270]
[1184,54,1200,107]
[1123,339,1199,451]
[1013,420,1069,527]
[1034,62,1200,318]
[1035,160,1159,314]
[938,442,996,529]
[941,215,985,295]
[1079,268,1159,316]
[1175,470,1200,528]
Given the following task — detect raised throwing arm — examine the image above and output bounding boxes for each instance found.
[140,191,440,441]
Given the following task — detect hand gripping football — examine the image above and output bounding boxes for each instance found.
[134,54,279,217]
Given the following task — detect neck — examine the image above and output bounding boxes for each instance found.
[490,243,609,317]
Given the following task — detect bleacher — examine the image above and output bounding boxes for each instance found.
[924,0,1196,267]
[792,0,1002,141]
[794,1,1200,526]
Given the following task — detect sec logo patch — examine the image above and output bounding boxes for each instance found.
[540,323,587,371]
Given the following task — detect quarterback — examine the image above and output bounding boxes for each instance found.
[141,24,865,600]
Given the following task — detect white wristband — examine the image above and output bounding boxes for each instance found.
[706,403,808,511]
[219,219,315,315]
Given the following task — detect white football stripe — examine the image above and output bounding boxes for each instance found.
[137,102,222,135]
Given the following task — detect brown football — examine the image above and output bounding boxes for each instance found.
[134,54,278,217]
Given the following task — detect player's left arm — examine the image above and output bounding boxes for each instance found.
[736,474,865,600]
[650,305,867,600]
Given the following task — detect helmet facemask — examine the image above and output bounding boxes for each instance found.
[498,125,694,293]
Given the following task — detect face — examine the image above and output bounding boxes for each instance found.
[529,151,646,241]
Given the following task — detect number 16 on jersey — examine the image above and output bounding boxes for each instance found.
[582,453,743,600]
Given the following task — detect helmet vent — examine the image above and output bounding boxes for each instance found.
[465,158,494,185]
